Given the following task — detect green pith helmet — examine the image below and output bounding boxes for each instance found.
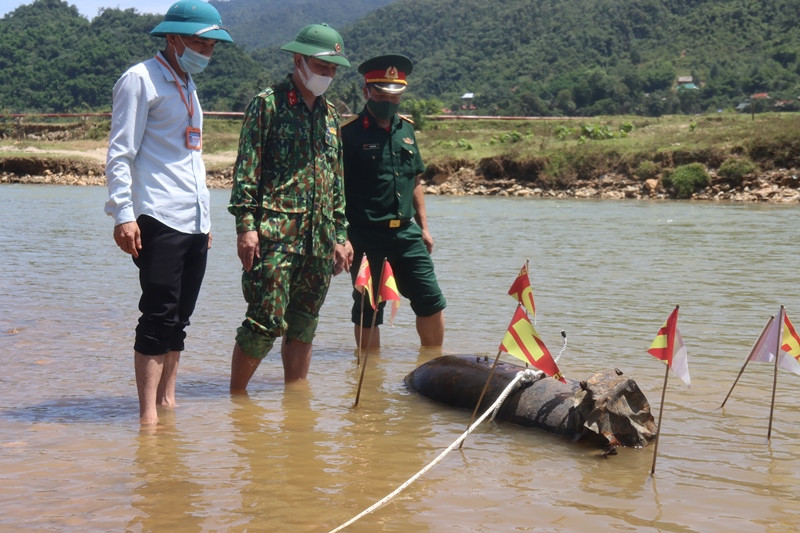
[280,23,350,67]
[150,0,233,43]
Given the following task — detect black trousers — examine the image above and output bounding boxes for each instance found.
[132,215,208,355]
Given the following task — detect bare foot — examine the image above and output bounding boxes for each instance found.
[139,415,158,426]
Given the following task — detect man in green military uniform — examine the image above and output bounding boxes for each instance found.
[342,54,446,349]
[228,23,353,391]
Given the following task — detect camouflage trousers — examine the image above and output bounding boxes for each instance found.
[236,249,332,359]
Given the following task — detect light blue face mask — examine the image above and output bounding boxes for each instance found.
[176,37,211,74]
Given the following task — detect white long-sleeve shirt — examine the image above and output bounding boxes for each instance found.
[105,52,210,234]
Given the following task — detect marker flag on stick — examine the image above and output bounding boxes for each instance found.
[648,306,691,386]
[508,263,536,318]
[354,255,376,310]
[499,306,565,383]
[378,260,401,323]
[749,309,800,375]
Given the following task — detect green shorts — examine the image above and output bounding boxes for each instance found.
[236,250,332,359]
[349,223,446,327]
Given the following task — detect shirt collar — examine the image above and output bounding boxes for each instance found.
[155,51,196,92]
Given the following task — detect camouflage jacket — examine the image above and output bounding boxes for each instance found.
[228,75,347,258]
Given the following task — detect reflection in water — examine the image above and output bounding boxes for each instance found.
[130,420,205,531]
[228,384,334,530]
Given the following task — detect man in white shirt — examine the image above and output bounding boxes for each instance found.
[104,0,233,425]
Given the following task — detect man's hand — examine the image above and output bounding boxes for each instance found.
[333,241,354,275]
[421,228,434,254]
[113,221,142,258]
[237,230,260,272]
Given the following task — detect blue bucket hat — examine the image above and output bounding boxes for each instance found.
[150,0,233,43]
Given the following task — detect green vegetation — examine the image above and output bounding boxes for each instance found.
[718,156,758,185]
[2,0,800,117]
[2,112,798,195]
[336,0,800,117]
[0,0,266,112]
[210,0,394,51]
[662,163,711,199]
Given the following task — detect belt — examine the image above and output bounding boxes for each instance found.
[369,218,411,229]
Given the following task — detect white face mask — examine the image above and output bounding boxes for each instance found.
[176,37,211,74]
[298,58,333,96]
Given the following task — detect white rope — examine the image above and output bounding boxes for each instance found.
[329,369,539,533]
[490,368,541,422]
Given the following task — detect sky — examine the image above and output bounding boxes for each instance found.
[1,0,173,18]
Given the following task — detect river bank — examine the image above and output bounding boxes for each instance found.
[2,152,799,203]
[2,113,800,202]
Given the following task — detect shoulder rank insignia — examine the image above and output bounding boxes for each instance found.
[403,137,414,145]
[341,115,359,128]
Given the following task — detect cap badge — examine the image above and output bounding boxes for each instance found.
[385,66,399,80]
[335,43,342,52]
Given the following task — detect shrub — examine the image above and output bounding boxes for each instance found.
[662,163,710,199]
[635,160,660,181]
[554,125,573,140]
[718,157,757,185]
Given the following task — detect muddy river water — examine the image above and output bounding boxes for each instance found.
[1,184,799,531]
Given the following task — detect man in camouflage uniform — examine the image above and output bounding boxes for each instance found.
[342,54,446,349]
[228,23,352,391]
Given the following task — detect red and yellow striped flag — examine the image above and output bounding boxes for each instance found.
[747,308,800,375]
[647,306,691,386]
[354,255,376,310]
[508,263,536,318]
[499,306,565,382]
[378,260,400,323]
[781,312,800,362]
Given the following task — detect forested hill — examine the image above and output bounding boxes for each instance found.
[209,0,396,51]
[333,0,800,115]
[1,0,799,116]
[0,0,268,112]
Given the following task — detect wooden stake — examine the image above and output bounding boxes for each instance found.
[353,259,386,407]
[458,350,502,449]
[356,291,366,367]
[650,364,670,476]
[767,306,784,440]
[718,315,775,409]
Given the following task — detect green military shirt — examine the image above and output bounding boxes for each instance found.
[341,108,425,228]
[228,75,348,258]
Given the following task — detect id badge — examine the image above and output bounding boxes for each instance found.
[186,126,202,150]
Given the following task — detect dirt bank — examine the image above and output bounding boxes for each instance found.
[2,154,799,203]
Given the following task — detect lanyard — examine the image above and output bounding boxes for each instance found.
[155,53,194,121]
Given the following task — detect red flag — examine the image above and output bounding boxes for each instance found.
[508,263,535,317]
[354,255,376,310]
[749,309,800,375]
[499,306,565,382]
[647,306,691,386]
[378,260,400,323]
[782,312,800,364]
